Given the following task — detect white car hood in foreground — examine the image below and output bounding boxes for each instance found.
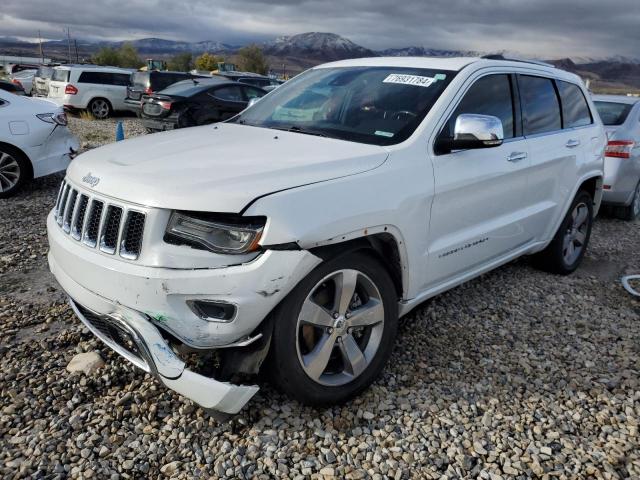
[67,123,389,212]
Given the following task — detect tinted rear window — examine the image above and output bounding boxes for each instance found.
[557,81,592,128]
[594,101,633,126]
[52,69,70,82]
[79,72,129,86]
[132,72,150,87]
[151,73,193,91]
[519,75,562,135]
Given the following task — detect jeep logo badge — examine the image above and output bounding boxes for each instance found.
[82,173,100,188]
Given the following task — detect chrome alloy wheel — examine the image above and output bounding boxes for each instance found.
[90,99,110,119]
[296,269,385,386]
[0,152,20,192]
[563,202,589,265]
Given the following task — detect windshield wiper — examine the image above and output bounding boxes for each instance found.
[271,125,328,137]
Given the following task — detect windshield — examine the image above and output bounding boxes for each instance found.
[232,66,455,145]
[594,101,633,126]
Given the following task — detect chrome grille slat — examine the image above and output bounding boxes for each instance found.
[62,189,78,233]
[99,205,124,255]
[71,195,89,240]
[120,211,146,260]
[83,200,104,248]
[55,179,146,261]
[56,185,71,225]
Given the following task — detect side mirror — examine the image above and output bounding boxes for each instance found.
[436,113,504,154]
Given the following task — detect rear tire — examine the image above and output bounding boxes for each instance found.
[617,181,640,221]
[269,251,398,406]
[88,98,112,119]
[0,145,31,198]
[532,190,593,275]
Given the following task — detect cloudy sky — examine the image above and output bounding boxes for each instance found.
[2,0,639,58]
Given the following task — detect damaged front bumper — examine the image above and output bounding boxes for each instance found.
[47,210,321,412]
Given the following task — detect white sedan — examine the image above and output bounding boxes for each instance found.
[10,69,37,96]
[0,89,79,197]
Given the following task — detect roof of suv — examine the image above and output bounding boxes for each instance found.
[316,56,580,82]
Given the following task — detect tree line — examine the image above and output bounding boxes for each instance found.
[92,43,269,75]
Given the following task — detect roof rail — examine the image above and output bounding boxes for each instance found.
[481,54,556,68]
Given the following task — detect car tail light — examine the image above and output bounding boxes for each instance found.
[605,140,634,159]
[158,100,172,110]
[12,79,23,87]
[144,86,153,95]
[65,84,78,95]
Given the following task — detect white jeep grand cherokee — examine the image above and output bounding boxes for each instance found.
[47,57,605,414]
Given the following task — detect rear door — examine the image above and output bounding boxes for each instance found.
[208,85,246,120]
[518,75,593,240]
[426,73,532,286]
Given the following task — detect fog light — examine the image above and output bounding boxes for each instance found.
[187,300,236,322]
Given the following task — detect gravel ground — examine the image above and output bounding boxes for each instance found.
[1,118,639,479]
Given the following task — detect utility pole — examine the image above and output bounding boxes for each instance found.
[66,27,72,64]
[74,39,79,63]
[38,30,44,63]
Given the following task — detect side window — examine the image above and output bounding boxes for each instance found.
[243,86,266,100]
[212,86,244,102]
[111,74,130,86]
[557,80,592,128]
[519,75,562,135]
[78,72,99,83]
[447,74,515,139]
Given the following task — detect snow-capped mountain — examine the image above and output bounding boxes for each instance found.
[377,46,484,58]
[264,32,374,60]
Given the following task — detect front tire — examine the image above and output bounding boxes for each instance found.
[532,190,593,274]
[0,146,31,198]
[269,251,398,406]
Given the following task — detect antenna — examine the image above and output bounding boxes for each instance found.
[66,27,72,64]
[38,30,44,63]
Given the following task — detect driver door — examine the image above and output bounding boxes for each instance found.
[425,73,533,287]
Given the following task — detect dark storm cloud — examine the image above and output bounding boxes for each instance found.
[2,0,639,58]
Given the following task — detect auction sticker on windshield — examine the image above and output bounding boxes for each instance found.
[383,73,446,88]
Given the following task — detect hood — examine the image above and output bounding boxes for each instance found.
[67,123,388,212]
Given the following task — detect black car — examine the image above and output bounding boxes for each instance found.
[126,71,208,114]
[219,71,283,91]
[0,79,26,95]
[140,77,266,132]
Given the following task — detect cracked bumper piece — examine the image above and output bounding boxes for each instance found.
[58,271,258,414]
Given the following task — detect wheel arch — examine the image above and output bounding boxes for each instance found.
[0,141,33,178]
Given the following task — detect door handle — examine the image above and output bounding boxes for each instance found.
[566,139,581,148]
[507,152,527,163]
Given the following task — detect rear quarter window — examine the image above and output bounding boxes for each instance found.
[557,81,592,128]
[519,75,562,136]
[52,69,70,82]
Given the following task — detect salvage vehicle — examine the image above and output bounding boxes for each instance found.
[124,70,208,115]
[47,65,135,119]
[32,64,59,98]
[47,57,605,414]
[10,69,37,96]
[0,89,78,197]
[593,95,640,220]
[140,77,265,132]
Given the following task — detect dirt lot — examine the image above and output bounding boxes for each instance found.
[1,118,639,479]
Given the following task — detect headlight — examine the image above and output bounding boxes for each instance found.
[165,212,265,254]
[36,112,68,126]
